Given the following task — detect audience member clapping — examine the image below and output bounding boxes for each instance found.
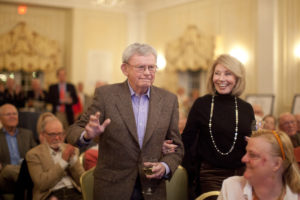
[26,78,48,111]
[3,78,26,109]
[48,67,78,128]
[26,117,84,200]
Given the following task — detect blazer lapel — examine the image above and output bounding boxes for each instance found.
[142,86,163,147]
[0,130,11,163]
[40,144,56,167]
[114,82,139,145]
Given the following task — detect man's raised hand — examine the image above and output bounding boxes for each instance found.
[84,112,111,140]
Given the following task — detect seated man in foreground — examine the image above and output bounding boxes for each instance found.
[26,117,84,200]
[0,103,37,194]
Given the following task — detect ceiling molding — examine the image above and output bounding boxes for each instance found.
[0,0,198,13]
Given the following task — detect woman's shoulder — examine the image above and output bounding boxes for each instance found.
[195,94,212,103]
[190,94,212,109]
[220,176,248,199]
[237,97,254,110]
[223,176,247,186]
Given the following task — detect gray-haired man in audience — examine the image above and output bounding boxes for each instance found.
[278,112,300,147]
[0,104,36,194]
[26,116,84,200]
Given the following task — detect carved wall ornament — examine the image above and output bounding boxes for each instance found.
[0,22,61,72]
[165,25,215,72]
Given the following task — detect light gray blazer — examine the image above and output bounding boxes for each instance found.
[26,143,85,200]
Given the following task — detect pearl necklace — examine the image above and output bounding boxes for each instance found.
[209,95,238,155]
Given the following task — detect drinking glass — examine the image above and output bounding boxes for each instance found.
[142,157,158,195]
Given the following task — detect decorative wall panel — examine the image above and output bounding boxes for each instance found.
[0,22,61,72]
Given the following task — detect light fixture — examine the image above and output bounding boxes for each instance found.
[95,0,122,6]
[157,53,166,71]
[229,46,249,64]
[294,43,300,58]
[9,74,15,78]
[18,5,27,15]
[0,74,7,82]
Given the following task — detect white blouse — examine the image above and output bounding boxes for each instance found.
[218,176,299,200]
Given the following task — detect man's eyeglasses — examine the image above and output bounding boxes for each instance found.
[125,63,157,73]
[44,132,64,138]
[1,112,18,117]
[282,120,296,127]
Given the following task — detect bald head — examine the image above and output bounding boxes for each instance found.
[0,104,19,131]
[278,112,297,136]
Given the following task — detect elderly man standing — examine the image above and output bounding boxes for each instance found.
[67,43,184,200]
[26,117,84,200]
[278,112,300,147]
[48,67,78,128]
[0,104,36,194]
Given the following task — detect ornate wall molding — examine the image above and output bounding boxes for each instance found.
[165,25,215,72]
[0,22,61,72]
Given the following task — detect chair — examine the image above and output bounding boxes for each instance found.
[79,152,85,167]
[195,191,220,200]
[166,165,188,200]
[80,167,95,200]
[294,146,300,168]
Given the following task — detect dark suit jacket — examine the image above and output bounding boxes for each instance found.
[67,81,184,200]
[48,83,78,125]
[26,143,85,200]
[0,128,37,167]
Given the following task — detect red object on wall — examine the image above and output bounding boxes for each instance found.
[18,5,27,15]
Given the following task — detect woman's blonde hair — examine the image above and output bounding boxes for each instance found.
[206,54,245,96]
[251,129,300,193]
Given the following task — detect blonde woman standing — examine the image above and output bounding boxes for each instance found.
[181,54,255,199]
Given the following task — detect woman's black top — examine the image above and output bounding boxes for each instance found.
[182,93,255,169]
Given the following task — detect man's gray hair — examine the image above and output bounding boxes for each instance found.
[40,117,62,134]
[0,104,17,116]
[122,43,157,63]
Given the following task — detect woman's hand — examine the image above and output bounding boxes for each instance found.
[162,140,178,155]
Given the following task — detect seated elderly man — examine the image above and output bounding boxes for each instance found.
[0,104,37,194]
[278,112,300,147]
[26,116,84,200]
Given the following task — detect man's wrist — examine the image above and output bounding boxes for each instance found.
[83,133,91,142]
[78,131,92,147]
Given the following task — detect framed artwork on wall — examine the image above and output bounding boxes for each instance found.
[245,94,275,115]
[292,94,300,114]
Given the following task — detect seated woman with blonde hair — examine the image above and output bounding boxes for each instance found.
[218,129,300,200]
